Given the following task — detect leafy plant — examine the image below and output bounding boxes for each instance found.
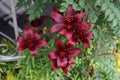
[0,0,120,80]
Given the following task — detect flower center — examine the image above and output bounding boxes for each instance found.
[25,38,36,48]
[65,16,74,24]
[64,17,75,31]
[72,29,85,41]
[60,51,65,57]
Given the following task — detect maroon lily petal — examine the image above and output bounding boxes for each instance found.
[69,57,74,64]
[53,7,59,12]
[82,21,91,30]
[38,40,47,47]
[78,23,87,30]
[51,12,64,22]
[65,31,73,40]
[23,28,34,38]
[62,64,72,74]
[74,13,86,22]
[39,15,48,26]
[17,43,27,51]
[31,27,39,31]
[51,59,57,64]
[51,23,64,33]
[26,15,31,26]
[59,29,67,35]
[66,4,74,17]
[59,30,73,40]
[80,39,90,48]
[34,32,41,39]
[29,48,38,56]
[75,22,89,31]
[55,38,66,51]
[17,36,23,43]
[57,57,67,67]
[68,48,82,57]
[50,59,58,70]
[48,51,57,60]
[53,7,63,15]
[86,32,94,39]
[51,64,58,71]
[68,40,78,46]
[62,67,68,74]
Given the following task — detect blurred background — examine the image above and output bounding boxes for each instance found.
[0,0,54,56]
[0,0,28,56]
[0,0,26,41]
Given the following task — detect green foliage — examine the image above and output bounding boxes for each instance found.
[17,0,50,21]
[60,0,80,12]
[60,0,120,79]
[17,0,33,7]
[27,1,43,21]
[94,55,120,80]
[0,38,15,55]
[95,0,120,38]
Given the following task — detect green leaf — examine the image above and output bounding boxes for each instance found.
[112,19,118,27]
[29,14,35,21]
[16,0,32,7]
[79,0,85,8]
[60,3,68,12]
[101,3,108,11]
[41,0,48,3]
[65,0,74,4]
[73,3,79,10]
[61,2,68,8]
[35,11,40,18]
[16,1,24,7]
[27,0,32,6]
[105,9,112,19]
[107,14,115,21]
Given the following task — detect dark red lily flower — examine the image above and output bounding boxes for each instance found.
[51,4,85,33]
[48,38,82,74]
[67,21,94,48]
[17,28,47,56]
[26,15,48,30]
[51,4,94,48]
